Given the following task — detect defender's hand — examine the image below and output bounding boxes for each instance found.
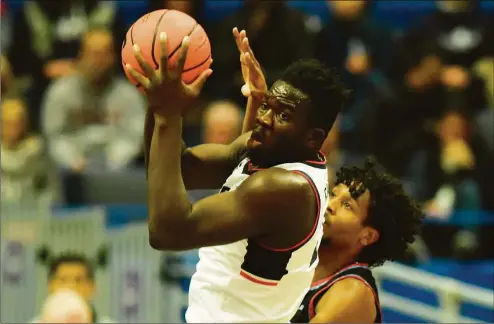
[233,27,267,99]
[125,32,213,117]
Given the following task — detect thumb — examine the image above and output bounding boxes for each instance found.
[189,69,213,94]
[241,84,251,97]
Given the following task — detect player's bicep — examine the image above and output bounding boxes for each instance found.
[311,279,376,323]
[188,190,266,249]
[152,168,309,251]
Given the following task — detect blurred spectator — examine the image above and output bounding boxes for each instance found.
[473,57,494,108]
[381,0,491,145]
[203,0,317,105]
[1,55,16,98]
[38,289,92,324]
[375,43,487,174]
[314,0,395,153]
[42,28,145,172]
[202,100,242,144]
[149,0,205,25]
[34,252,113,323]
[1,98,61,205]
[410,0,493,68]
[8,0,125,131]
[474,108,494,153]
[402,109,493,212]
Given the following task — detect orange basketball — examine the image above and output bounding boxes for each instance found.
[121,9,212,88]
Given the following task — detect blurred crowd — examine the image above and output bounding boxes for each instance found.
[1,0,493,264]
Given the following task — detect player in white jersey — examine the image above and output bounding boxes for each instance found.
[126,28,348,322]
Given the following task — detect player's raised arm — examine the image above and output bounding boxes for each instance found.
[128,33,316,250]
[310,278,377,323]
[142,27,266,190]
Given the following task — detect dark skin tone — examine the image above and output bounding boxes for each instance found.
[127,32,325,251]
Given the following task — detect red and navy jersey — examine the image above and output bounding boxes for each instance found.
[291,263,382,323]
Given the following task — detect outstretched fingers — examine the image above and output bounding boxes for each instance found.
[133,44,159,84]
[158,32,170,79]
[125,64,151,89]
[242,38,260,68]
[173,36,190,79]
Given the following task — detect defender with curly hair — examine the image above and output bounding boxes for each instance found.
[291,158,424,323]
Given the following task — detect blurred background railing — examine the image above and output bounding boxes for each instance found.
[1,0,493,323]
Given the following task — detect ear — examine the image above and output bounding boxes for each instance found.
[307,128,326,150]
[359,227,379,247]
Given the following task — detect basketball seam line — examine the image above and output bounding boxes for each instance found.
[130,24,135,45]
[183,54,211,73]
[167,23,199,60]
[151,9,170,69]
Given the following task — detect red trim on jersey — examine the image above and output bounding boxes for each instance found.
[256,170,321,252]
[308,272,382,323]
[311,262,369,287]
[240,270,279,286]
[305,151,327,165]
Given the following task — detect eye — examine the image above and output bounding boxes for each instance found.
[279,112,290,121]
[343,201,352,210]
[329,191,336,197]
[259,103,268,111]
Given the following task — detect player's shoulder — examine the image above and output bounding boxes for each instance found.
[240,167,314,201]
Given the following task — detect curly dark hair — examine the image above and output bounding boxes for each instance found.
[335,157,424,267]
[280,59,350,135]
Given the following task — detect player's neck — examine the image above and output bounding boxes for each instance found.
[313,246,357,282]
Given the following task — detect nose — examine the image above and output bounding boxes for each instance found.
[327,201,336,215]
[256,109,273,129]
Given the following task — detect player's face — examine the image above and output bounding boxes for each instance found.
[48,263,95,301]
[321,182,379,251]
[247,80,313,166]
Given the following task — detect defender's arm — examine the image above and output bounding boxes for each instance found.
[310,278,377,323]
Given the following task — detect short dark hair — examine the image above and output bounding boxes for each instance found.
[280,59,349,135]
[47,253,95,281]
[335,157,424,267]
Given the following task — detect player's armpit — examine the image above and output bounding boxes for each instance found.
[144,109,250,189]
[310,278,377,323]
[181,132,250,190]
[148,167,314,251]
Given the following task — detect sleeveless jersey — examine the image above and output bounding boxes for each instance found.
[186,153,329,323]
[290,263,382,323]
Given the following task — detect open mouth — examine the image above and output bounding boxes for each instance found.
[250,128,266,144]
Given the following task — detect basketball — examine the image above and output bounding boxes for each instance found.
[121,9,212,86]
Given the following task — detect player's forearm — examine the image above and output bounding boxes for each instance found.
[147,113,192,247]
[144,110,186,179]
[241,96,262,134]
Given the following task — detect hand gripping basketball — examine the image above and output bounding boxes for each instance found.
[125,32,213,117]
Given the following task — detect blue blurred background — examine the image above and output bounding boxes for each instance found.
[1,0,493,323]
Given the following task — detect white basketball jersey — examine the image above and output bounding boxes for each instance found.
[186,153,329,323]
